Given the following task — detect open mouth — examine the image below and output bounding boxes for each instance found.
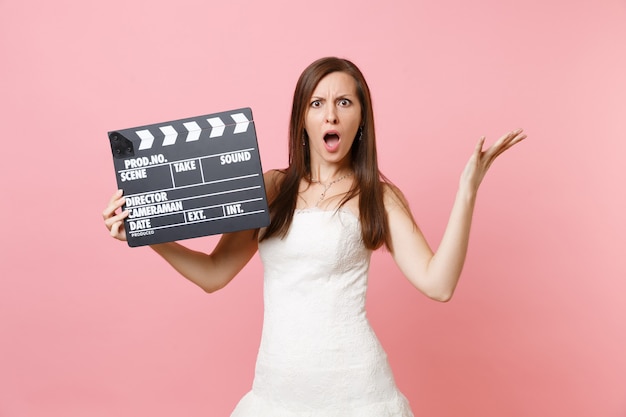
[323,132,340,149]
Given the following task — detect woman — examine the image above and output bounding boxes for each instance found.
[103,57,525,416]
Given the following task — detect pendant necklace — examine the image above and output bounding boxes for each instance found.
[311,173,353,207]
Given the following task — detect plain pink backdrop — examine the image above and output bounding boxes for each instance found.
[1,0,625,416]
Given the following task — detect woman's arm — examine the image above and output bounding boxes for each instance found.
[387,129,526,302]
[102,170,281,293]
[149,230,258,293]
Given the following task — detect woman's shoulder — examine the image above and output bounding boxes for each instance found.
[381,179,412,216]
[263,169,286,200]
[263,169,286,184]
[263,168,284,179]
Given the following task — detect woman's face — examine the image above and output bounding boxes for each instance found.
[304,71,362,168]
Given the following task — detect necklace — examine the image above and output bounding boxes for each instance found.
[310,173,353,207]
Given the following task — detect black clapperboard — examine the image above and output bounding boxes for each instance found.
[108,108,269,247]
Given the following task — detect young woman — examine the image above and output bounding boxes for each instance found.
[103,57,525,416]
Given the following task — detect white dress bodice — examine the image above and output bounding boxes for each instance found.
[231,208,414,416]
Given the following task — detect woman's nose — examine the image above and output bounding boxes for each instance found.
[325,107,338,124]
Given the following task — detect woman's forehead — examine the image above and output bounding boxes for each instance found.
[311,72,358,96]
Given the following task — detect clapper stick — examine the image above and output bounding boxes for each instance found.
[108,107,270,247]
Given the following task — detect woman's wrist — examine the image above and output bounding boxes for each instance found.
[457,183,478,204]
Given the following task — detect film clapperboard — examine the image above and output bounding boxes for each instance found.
[108,108,269,247]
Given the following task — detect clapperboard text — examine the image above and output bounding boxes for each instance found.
[119,151,252,182]
[108,108,270,247]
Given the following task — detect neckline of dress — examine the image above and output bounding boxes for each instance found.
[294,206,359,221]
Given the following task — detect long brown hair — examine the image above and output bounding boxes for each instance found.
[261,57,391,250]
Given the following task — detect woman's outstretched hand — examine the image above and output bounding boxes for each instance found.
[102,189,129,241]
[461,128,526,194]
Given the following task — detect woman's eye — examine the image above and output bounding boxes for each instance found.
[338,99,351,106]
[311,100,321,108]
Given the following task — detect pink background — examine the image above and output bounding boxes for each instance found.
[1,0,625,416]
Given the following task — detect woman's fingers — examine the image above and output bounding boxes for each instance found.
[473,136,486,161]
[461,128,526,192]
[102,190,125,219]
[105,209,128,241]
[110,219,124,237]
[102,189,129,241]
[484,129,526,163]
[493,132,525,161]
[104,208,129,227]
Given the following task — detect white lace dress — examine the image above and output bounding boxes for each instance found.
[230,208,414,416]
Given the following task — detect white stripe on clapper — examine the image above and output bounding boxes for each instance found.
[231,113,250,134]
[160,125,178,146]
[136,129,155,150]
[183,121,201,142]
[207,117,225,138]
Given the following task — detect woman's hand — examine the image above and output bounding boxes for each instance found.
[461,128,526,194]
[102,189,129,241]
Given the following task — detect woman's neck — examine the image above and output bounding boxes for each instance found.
[308,163,353,185]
